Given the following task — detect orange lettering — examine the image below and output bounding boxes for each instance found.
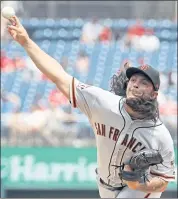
[121,134,129,146]
[101,124,106,136]
[109,127,114,139]
[127,137,136,149]
[132,142,142,153]
[97,123,101,135]
[95,123,106,137]
[113,129,120,141]
[140,146,146,151]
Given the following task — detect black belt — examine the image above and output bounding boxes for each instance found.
[99,178,125,191]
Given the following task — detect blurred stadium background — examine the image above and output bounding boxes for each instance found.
[1,1,177,198]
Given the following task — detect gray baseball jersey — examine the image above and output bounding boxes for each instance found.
[70,78,175,198]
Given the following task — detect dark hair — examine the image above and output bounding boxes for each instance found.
[110,74,128,97]
[110,73,159,123]
[125,97,159,123]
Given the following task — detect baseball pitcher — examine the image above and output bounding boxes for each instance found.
[7,16,175,198]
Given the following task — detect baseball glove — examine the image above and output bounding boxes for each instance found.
[110,62,131,96]
[120,149,163,183]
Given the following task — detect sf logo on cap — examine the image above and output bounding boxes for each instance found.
[140,65,149,71]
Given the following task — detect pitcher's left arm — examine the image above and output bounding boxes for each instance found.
[124,172,168,193]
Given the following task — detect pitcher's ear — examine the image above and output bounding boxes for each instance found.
[151,91,158,99]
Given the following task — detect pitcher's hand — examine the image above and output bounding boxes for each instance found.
[7,16,30,46]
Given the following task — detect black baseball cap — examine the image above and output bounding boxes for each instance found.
[126,65,160,91]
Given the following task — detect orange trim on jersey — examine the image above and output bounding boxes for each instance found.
[150,171,175,179]
[144,193,151,198]
[72,77,77,108]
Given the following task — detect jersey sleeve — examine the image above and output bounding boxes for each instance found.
[150,140,176,182]
[69,77,119,119]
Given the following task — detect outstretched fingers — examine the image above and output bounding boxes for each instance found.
[13,16,21,27]
[9,18,16,26]
[8,29,16,38]
[9,16,21,27]
[7,25,19,31]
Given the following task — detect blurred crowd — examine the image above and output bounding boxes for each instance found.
[1,15,177,147]
[1,87,94,147]
[80,17,160,52]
